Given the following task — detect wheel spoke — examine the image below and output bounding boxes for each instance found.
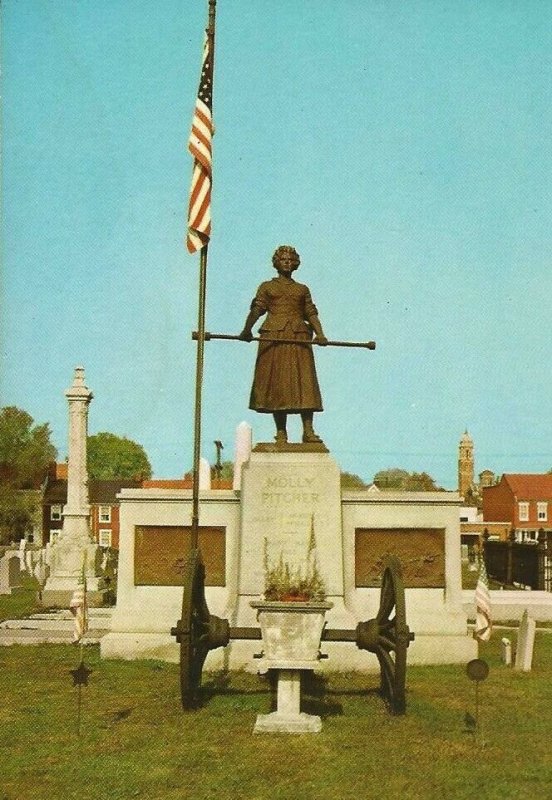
[378,633,396,651]
[377,646,395,702]
[377,566,396,623]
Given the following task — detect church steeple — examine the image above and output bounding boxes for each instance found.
[458,430,474,500]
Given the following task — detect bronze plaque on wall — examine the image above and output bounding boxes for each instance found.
[355,528,445,588]
[134,526,225,586]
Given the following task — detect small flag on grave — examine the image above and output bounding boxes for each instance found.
[69,565,88,643]
[474,556,492,642]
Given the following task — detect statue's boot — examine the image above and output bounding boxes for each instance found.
[275,430,288,445]
[302,423,323,444]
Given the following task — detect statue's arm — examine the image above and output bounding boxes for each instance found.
[304,288,328,345]
[239,299,264,341]
[309,315,328,345]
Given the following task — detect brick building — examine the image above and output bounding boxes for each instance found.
[42,468,141,549]
[482,473,552,542]
[42,468,233,549]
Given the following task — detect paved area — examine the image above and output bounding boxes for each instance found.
[0,608,112,645]
[2,591,551,646]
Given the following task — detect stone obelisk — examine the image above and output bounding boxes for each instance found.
[42,367,105,607]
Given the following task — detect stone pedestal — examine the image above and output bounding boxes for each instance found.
[231,448,355,631]
[41,537,105,607]
[253,668,321,734]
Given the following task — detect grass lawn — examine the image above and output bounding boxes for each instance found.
[0,574,44,622]
[1,632,551,800]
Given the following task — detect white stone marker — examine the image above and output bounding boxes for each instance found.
[514,610,536,672]
[501,637,512,667]
[0,555,22,595]
[233,421,252,490]
[18,538,27,571]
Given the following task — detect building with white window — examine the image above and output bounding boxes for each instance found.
[482,473,552,542]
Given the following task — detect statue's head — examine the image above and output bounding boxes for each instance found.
[272,245,300,271]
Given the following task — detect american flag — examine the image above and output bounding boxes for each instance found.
[69,572,88,643]
[187,34,214,253]
[474,556,492,642]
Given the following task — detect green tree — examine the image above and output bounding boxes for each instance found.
[0,487,40,545]
[372,468,410,489]
[373,468,441,491]
[87,432,152,481]
[0,406,57,545]
[0,406,57,488]
[211,460,234,482]
[340,471,368,489]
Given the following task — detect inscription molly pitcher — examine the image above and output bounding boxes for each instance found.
[261,474,319,507]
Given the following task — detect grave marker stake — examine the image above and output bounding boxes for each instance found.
[465,658,489,746]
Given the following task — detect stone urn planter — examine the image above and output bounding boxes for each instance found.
[250,600,333,662]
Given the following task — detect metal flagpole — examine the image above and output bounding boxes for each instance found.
[191,0,216,551]
[191,245,208,550]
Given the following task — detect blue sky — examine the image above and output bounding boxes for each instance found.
[2,0,551,488]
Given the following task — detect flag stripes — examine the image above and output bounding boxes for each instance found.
[69,578,88,643]
[474,556,492,642]
[187,34,214,253]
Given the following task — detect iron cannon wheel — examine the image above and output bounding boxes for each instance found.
[355,555,413,714]
[375,555,410,714]
[177,548,212,709]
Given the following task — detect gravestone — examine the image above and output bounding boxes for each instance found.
[514,610,536,672]
[501,637,512,666]
[0,555,23,595]
[18,538,27,571]
[33,550,49,586]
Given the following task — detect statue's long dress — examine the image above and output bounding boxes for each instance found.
[248,276,323,413]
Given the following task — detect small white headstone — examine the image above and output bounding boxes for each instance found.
[233,421,252,490]
[17,538,27,571]
[0,555,23,595]
[501,637,512,666]
[514,610,536,672]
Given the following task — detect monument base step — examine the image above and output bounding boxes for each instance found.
[40,589,109,608]
[253,711,322,734]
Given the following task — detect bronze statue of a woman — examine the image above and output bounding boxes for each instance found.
[239,245,327,444]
